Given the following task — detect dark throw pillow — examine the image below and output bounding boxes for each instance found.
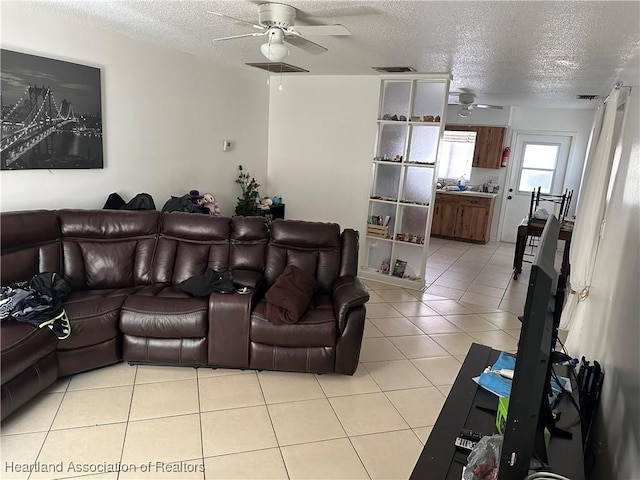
[265,265,317,325]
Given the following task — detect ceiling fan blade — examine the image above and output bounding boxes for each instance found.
[474,104,504,110]
[212,32,267,42]
[290,24,351,36]
[207,11,264,30]
[284,35,328,55]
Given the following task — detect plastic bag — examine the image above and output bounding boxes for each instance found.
[462,434,503,480]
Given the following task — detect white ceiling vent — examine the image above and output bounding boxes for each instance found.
[245,62,309,73]
[372,66,416,73]
[576,94,601,100]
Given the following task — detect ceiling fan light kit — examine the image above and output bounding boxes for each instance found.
[449,92,503,118]
[209,2,350,62]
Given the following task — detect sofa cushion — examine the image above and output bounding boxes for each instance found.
[1,318,58,382]
[121,287,208,338]
[265,220,341,293]
[60,291,127,350]
[251,296,336,347]
[1,210,61,285]
[59,209,159,290]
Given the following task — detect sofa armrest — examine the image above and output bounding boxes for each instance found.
[332,276,369,333]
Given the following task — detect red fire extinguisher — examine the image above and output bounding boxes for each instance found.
[501,147,510,167]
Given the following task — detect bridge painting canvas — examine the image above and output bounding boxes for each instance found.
[1,49,103,170]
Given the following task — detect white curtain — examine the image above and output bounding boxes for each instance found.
[559,86,620,332]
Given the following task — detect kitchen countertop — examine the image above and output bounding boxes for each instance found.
[435,190,499,198]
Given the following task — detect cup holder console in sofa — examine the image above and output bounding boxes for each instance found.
[1,210,369,421]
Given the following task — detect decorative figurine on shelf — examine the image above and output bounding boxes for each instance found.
[381,260,390,274]
[272,195,281,205]
[234,165,261,216]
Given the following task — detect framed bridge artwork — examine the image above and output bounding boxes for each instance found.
[0,49,103,170]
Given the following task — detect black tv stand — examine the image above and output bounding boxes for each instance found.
[410,343,585,480]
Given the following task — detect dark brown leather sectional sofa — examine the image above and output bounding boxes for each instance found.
[1,210,369,420]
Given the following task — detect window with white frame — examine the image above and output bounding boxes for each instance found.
[437,130,476,180]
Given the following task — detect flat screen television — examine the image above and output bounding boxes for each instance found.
[498,215,565,480]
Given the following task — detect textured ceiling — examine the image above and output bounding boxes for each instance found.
[31,1,640,108]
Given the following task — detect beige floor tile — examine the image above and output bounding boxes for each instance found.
[201,406,277,457]
[498,298,525,316]
[365,302,403,318]
[1,393,64,435]
[389,335,450,359]
[67,362,136,391]
[408,316,462,334]
[129,379,199,421]
[459,292,502,309]
[197,367,252,379]
[358,337,405,362]
[425,299,474,315]
[121,414,202,465]
[1,432,47,480]
[203,448,287,479]
[315,364,381,397]
[42,377,70,394]
[385,387,446,427]
[362,279,402,291]
[363,320,384,338]
[257,371,325,404]
[425,284,465,300]
[52,385,133,430]
[366,290,385,303]
[329,392,408,436]
[437,269,479,283]
[472,274,511,289]
[281,438,369,480]
[411,356,462,386]
[458,302,503,314]
[268,398,346,446]
[504,328,522,340]
[429,332,477,355]
[433,276,473,290]
[350,429,424,480]
[376,288,421,302]
[437,384,453,396]
[479,311,523,329]
[32,423,126,479]
[362,359,431,391]
[135,364,197,384]
[470,330,519,351]
[369,316,423,336]
[466,282,506,299]
[413,426,433,445]
[120,459,204,479]
[389,301,440,317]
[444,314,501,332]
[199,372,264,412]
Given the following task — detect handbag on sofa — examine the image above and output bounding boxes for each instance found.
[179,268,235,296]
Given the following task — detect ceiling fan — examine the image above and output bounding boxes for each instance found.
[449,93,503,118]
[208,3,351,62]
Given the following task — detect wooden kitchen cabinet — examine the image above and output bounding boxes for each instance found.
[445,125,506,169]
[431,191,496,243]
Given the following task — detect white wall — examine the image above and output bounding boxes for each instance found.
[566,64,639,478]
[0,3,269,215]
[266,76,379,233]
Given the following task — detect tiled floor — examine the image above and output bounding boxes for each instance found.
[1,239,565,480]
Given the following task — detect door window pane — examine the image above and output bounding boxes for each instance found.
[519,169,554,193]
[522,143,560,169]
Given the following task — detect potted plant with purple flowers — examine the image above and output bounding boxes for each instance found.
[234,165,261,216]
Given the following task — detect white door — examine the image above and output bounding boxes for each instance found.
[500,133,573,242]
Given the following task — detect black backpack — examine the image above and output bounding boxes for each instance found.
[0,272,72,339]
